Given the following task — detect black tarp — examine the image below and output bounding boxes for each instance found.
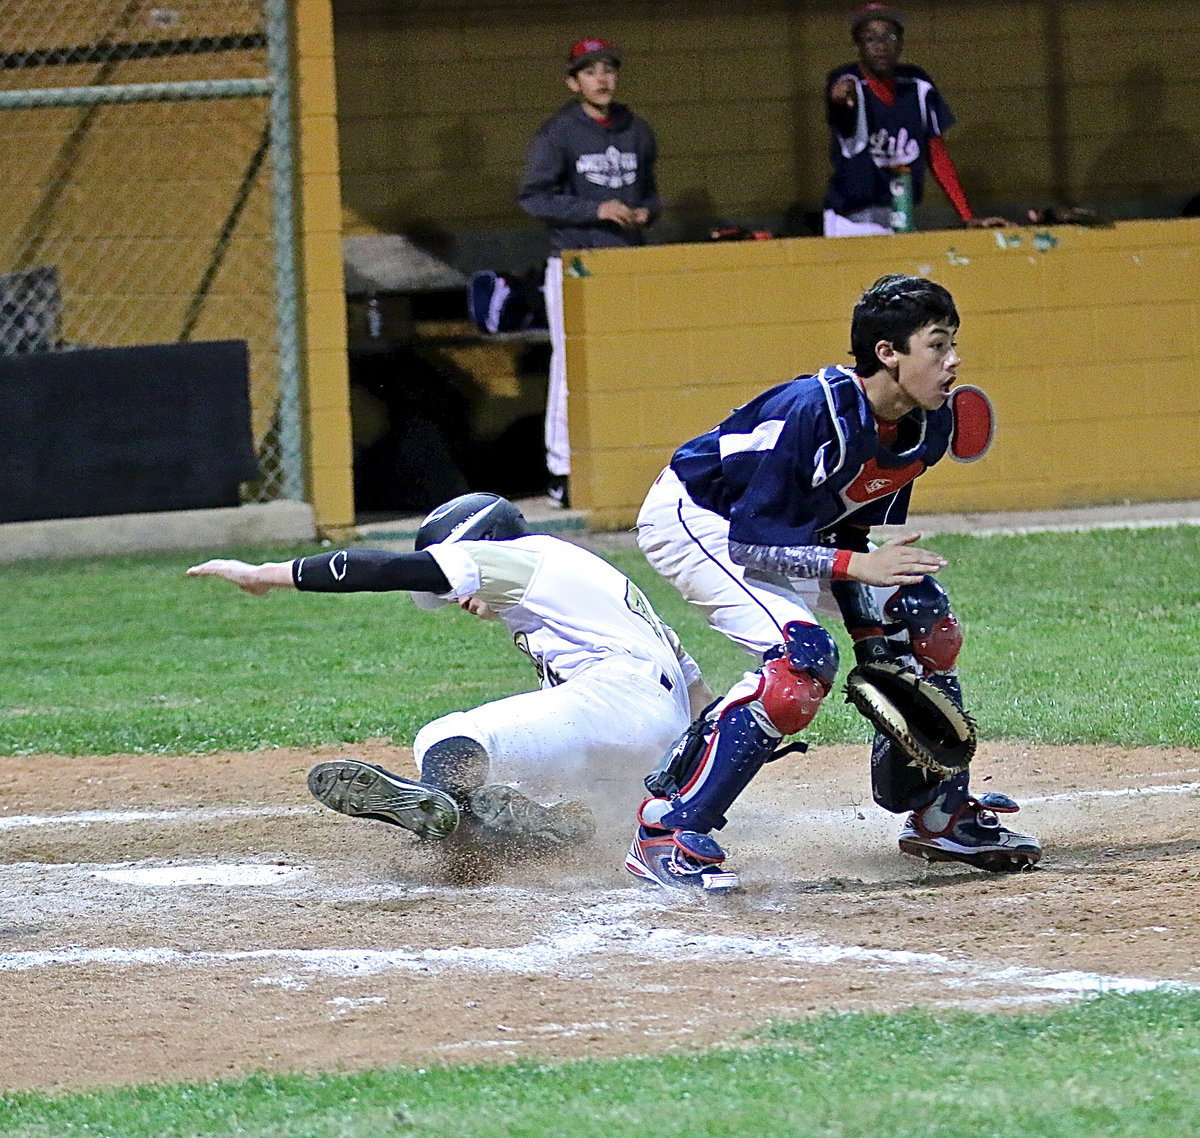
[0,339,259,523]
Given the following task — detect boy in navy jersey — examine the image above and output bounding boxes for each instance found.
[824,3,1009,235]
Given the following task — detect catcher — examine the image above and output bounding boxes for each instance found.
[626,274,1041,892]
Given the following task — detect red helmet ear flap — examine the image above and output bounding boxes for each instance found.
[948,384,994,462]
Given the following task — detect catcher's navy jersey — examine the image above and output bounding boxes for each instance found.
[824,63,955,215]
[670,365,952,548]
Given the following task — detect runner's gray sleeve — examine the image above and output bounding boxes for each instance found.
[291,549,452,594]
[728,540,839,579]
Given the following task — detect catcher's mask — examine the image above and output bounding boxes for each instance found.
[411,493,529,610]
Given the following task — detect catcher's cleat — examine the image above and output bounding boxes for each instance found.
[625,826,741,892]
[898,792,1041,873]
[466,784,596,847]
[307,759,460,840]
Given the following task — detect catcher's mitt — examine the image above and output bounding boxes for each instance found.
[844,660,976,778]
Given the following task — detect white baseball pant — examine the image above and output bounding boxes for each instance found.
[413,655,690,802]
[543,254,570,478]
[823,206,894,237]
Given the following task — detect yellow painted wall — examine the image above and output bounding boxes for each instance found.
[294,0,354,535]
[0,0,355,534]
[0,2,281,471]
[563,218,1200,529]
[332,0,1200,237]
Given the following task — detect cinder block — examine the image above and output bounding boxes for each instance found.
[299,114,342,177]
[311,475,356,533]
[634,267,751,331]
[307,406,355,471]
[583,447,665,514]
[304,289,350,352]
[573,391,651,451]
[1039,251,1149,310]
[565,272,640,337]
[303,173,346,236]
[950,255,1049,314]
[302,228,344,282]
[751,264,849,326]
[1089,301,1194,364]
[296,0,337,59]
[297,48,339,108]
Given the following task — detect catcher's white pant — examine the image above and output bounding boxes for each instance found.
[543,255,570,478]
[413,654,689,801]
[637,467,896,659]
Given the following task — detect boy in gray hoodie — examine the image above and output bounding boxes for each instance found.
[518,38,660,506]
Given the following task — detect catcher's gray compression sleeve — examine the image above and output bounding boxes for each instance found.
[292,549,452,594]
[728,540,844,580]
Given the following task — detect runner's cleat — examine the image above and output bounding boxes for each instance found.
[899,791,1041,872]
[625,826,741,891]
[467,784,596,847]
[307,759,460,840]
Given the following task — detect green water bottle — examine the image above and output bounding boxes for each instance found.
[889,166,915,232]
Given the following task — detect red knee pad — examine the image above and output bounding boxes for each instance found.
[910,613,962,673]
[760,658,829,735]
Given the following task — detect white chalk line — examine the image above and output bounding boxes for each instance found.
[93,864,307,887]
[955,518,1200,537]
[4,777,1198,833]
[0,892,1184,1008]
[0,805,317,830]
[1024,781,1200,805]
[1,777,1195,1011]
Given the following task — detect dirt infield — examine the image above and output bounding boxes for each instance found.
[2,740,1198,1092]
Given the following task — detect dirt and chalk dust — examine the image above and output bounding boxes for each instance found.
[2,739,1199,1092]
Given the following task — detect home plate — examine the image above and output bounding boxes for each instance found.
[91,864,307,887]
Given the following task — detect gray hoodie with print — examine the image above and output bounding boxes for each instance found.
[518,101,660,252]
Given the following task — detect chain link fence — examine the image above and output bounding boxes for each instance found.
[0,0,303,502]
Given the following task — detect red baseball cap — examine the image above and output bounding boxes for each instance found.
[850,3,905,36]
[566,37,622,74]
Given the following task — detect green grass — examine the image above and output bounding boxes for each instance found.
[2,531,1197,1128]
[2,991,1199,1136]
[0,546,529,754]
[1,526,1197,754]
[931,526,1200,743]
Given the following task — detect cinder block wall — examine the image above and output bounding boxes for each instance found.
[0,3,278,422]
[564,218,1200,529]
[0,1,356,535]
[295,0,354,534]
[332,0,1200,238]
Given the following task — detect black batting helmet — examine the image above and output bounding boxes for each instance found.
[414,493,529,551]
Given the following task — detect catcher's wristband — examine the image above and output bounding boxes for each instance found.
[851,634,895,667]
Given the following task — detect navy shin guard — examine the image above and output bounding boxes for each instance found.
[642,701,778,833]
[641,621,837,834]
